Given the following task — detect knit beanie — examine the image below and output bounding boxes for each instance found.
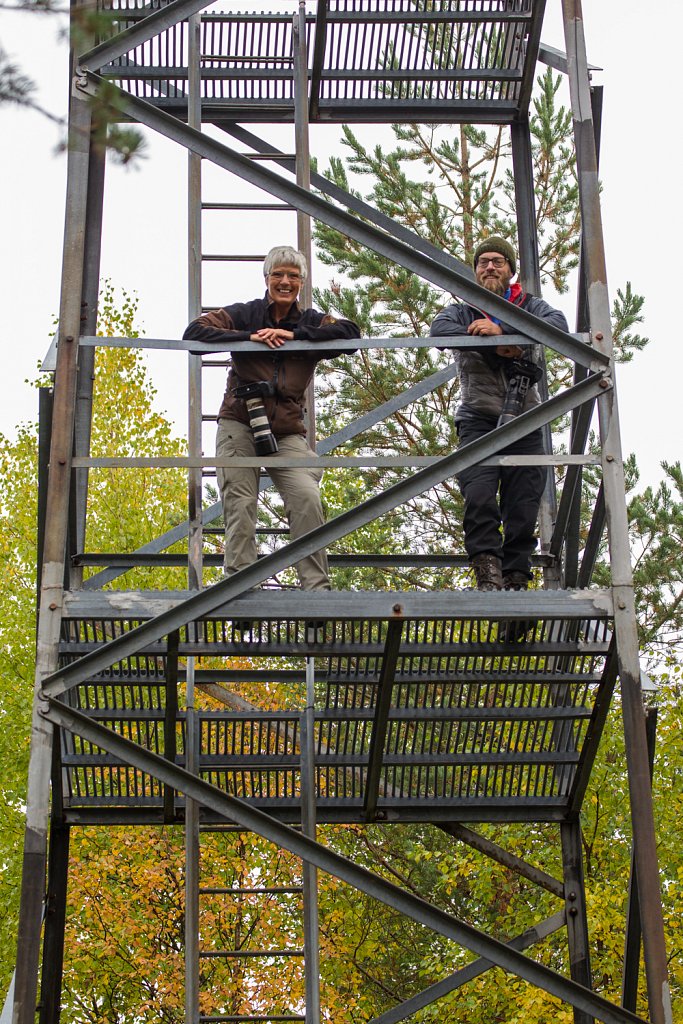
[473,236,516,275]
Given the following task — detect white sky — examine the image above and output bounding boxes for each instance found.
[1,1,681,488]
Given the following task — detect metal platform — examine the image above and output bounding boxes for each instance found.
[96,0,544,123]
[55,589,615,825]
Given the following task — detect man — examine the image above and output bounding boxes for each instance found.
[183,245,360,590]
[429,236,568,591]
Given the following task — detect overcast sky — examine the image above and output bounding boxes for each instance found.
[1,1,681,489]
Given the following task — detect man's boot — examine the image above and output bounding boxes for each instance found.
[503,571,529,591]
[471,554,503,591]
[499,571,537,642]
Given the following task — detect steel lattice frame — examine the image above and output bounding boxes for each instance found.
[8,3,671,1024]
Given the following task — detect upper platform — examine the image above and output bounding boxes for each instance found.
[96,0,545,124]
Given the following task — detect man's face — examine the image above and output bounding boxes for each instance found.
[266,264,302,306]
[475,251,513,295]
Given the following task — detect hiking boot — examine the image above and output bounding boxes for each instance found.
[499,574,537,642]
[503,571,530,591]
[471,554,503,591]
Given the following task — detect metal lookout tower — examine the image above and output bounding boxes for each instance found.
[7,1,672,1023]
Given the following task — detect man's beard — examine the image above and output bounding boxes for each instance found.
[481,275,506,295]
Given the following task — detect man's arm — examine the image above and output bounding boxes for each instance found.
[429,303,471,340]
[521,296,569,333]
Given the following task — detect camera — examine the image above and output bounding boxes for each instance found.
[497,358,543,427]
[232,380,279,455]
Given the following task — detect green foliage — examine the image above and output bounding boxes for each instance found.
[0,421,40,988]
[0,286,187,994]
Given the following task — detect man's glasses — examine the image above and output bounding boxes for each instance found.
[269,271,302,282]
[477,256,508,269]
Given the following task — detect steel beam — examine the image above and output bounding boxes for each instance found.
[562,7,671,1020]
[43,373,608,698]
[511,114,559,588]
[369,911,567,1024]
[187,9,203,593]
[80,332,591,355]
[76,71,605,371]
[300,713,321,1024]
[61,586,613,624]
[622,707,657,1013]
[43,702,648,1024]
[13,90,93,1024]
[561,821,594,1024]
[217,121,500,282]
[309,0,328,120]
[577,483,606,589]
[516,0,546,115]
[441,823,564,899]
[71,454,599,470]
[16,164,85,1020]
[38,821,70,1024]
[71,141,106,587]
[566,82,602,588]
[362,620,403,822]
[549,395,596,560]
[78,0,216,72]
[568,641,618,816]
[293,2,316,447]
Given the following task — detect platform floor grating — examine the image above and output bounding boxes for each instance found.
[55,590,615,825]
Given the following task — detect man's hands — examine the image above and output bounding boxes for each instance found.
[467,318,502,337]
[466,319,522,357]
[251,327,294,349]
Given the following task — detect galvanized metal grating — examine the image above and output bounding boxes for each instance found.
[56,607,612,821]
[95,0,539,119]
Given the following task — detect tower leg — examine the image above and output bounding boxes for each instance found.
[562,4,671,1022]
[39,822,70,1024]
[13,90,92,1024]
[561,821,593,1024]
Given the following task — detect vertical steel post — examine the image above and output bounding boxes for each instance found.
[13,87,93,1024]
[294,17,321,1015]
[562,5,671,1022]
[38,821,70,1024]
[71,143,106,589]
[511,118,560,589]
[300,663,321,1024]
[184,660,200,1024]
[185,14,202,1023]
[187,11,203,591]
[37,387,54,600]
[622,706,658,1012]
[293,2,316,444]
[561,821,594,1024]
[566,84,602,588]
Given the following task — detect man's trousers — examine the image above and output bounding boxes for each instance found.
[456,415,546,578]
[216,418,330,590]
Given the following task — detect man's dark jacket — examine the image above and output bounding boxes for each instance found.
[429,290,568,422]
[183,295,360,437]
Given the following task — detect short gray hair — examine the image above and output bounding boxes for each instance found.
[263,246,308,280]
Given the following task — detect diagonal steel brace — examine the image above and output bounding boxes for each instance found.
[42,372,608,699]
[43,699,646,1024]
[74,71,605,371]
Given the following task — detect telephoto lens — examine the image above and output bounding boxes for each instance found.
[497,358,542,427]
[245,397,279,455]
